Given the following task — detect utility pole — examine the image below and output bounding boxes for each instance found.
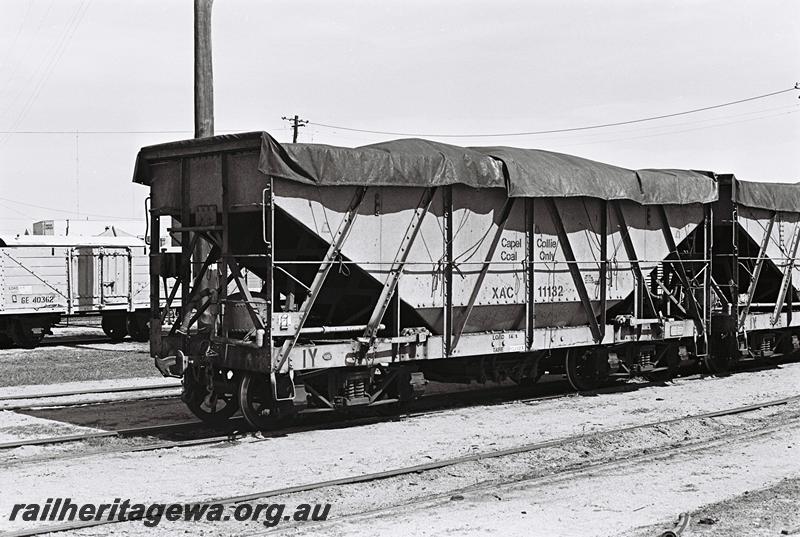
[75,130,79,216]
[194,0,214,138]
[193,0,215,332]
[282,115,308,143]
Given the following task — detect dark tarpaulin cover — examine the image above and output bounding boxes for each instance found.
[259,133,717,204]
[735,178,800,212]
[134,131,719,205]
[259,135,505,189]
[474,146,716,205]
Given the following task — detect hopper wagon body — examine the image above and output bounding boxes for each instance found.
[134,132,726,428]
[711,176,800,362]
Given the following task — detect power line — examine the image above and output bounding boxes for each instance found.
[0,1,92,145]
[303,103,800,146]
[558,107,800,149]
[0,196,138,221]
[307,86,800,138]
[0,127,289,134]
[0,129,193,134]
[0,0,56,111]
[0,1,33,77]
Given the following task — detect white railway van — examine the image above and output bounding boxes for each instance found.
[0,235,150,347]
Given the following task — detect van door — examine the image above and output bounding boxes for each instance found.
[100,247,130,307]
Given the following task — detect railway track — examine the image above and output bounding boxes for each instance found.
[2,333,142,349]
[5,394,799,536]
[0,382,180,402]
[0,372,694,454]
[38,334,114,347]
[0,381,181,411]
[0,363,787,453]
[0,420,202,450]
[273,402,800,537]
[0,382,567,453]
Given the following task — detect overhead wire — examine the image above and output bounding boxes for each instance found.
[558,107,800,149]
[0,1,92,145]
[306,86,800,138]
[0,195,138,221]
[0,0,56,107]
[0,127,290,134]
[523,103,800,143]
[0,1,33,87]
[0,1,86,119]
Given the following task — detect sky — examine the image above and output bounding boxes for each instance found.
[0,0,798,235]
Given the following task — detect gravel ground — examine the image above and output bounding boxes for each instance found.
[0,324,157,387]
[624,477,800,537]
[0,411,103,444]
[1,362,798,535]
[64,402,800,537]
[284,419,799,537]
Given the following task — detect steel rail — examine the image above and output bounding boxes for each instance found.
[6,394,799,537]
[0,361,790,452]
[33,336,121,348]
[0,420,201,450]
[275,404,797,537]
[1,392,181,412]
[0,373,695,457]
[0,385,565,452]
[0,382,181,403]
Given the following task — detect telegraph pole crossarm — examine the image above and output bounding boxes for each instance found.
[282,115,308,143]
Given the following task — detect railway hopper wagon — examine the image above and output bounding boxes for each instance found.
[0,235,151,347]
[135,132,721,428]
[710,175,800,365]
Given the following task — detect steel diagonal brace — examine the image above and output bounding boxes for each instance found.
[655,279,688,316]
[227,259,266,332]
[656,205,704,335]
[739,211,775,328]
[273,186,368,373]
[546,198,603,343]
[172,244,220,334]
[451,197,516,350]
[177,287,217,334]
[172,272,237,336]
[771,220,800,326]
[709,277,730,309]
[360,187,437,356]
[161,278,182,324]
[610,200,660,320]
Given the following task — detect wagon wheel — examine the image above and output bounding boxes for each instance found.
[101,314,128,342]
[12,323,44,349]
[516,361,545,387]
[371,367,414,416]
[781,334,800,363]
[565,348,605,391]
[239,372,293,430]
[183,368,239,426]
[0,333,16,349]
[126,315,150,343]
